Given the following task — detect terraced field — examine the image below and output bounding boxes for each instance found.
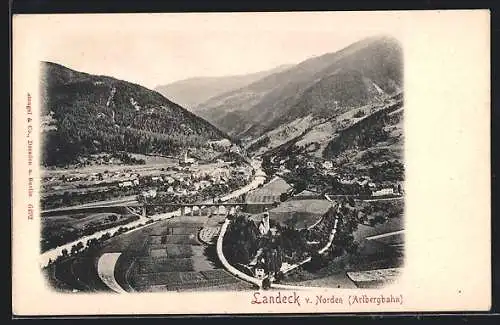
[120,217,251,291]
[198,226,220,244]
[43,210,251,292]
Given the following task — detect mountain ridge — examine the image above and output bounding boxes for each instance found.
[40,61,230,166]
[194,36,403,141]
[154,64,293,110]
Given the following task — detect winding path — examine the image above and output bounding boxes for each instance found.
[216,219,262,288]
[96,253,127,293]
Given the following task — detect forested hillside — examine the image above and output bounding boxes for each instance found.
[40,62,228,166]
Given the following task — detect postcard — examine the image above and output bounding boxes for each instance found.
[11,10,491,315]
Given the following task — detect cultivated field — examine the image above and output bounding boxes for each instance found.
[44,211,251,292]
[266,199,333,228]
[245,176,292,202]
[111,218,250,291]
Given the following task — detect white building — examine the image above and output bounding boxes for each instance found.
[372,188,394,197]
[119,181,133,188]
[339,178,355,185]
[322,161,334,170]
[258,213,271,235]
[179,151,196,166]
[151,176,163,182]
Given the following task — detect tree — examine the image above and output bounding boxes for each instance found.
[87,238,99,249]
[75,241,84,251]
[262,278,271,290]
[306,252,326,271]
[61,248,68,257]
[274,271,284,283]
[100,232,111,241]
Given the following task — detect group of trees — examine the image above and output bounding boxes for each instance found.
[223,207,349,277]
[223,215,260,265]
[43,121,210,166]
[368,160,404,182]
[329,203,360,257]
[324,104,401,159]
[358,200,404,226]
[247,136,270,153]
[41,214,140,252]
[353,110,366,118]
[47,220,149,268]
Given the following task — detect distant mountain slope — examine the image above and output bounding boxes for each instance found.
[262,94,404,177]
[40,62,228,166]
[196,36,403,140]
[154,64,292,110]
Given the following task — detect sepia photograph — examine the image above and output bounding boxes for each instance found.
[12,10,490,315]
[38,25,404,294]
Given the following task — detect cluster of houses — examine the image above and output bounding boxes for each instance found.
[45,149,252,202]
[270,155,403,197]
[137,166,251,199]
[118,178,140,188]
[305,159,335,170]
[46,170,142,185]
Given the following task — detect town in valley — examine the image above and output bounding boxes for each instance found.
[39,35,405,293]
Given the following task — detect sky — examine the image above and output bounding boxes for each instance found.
[16,12,406,89]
